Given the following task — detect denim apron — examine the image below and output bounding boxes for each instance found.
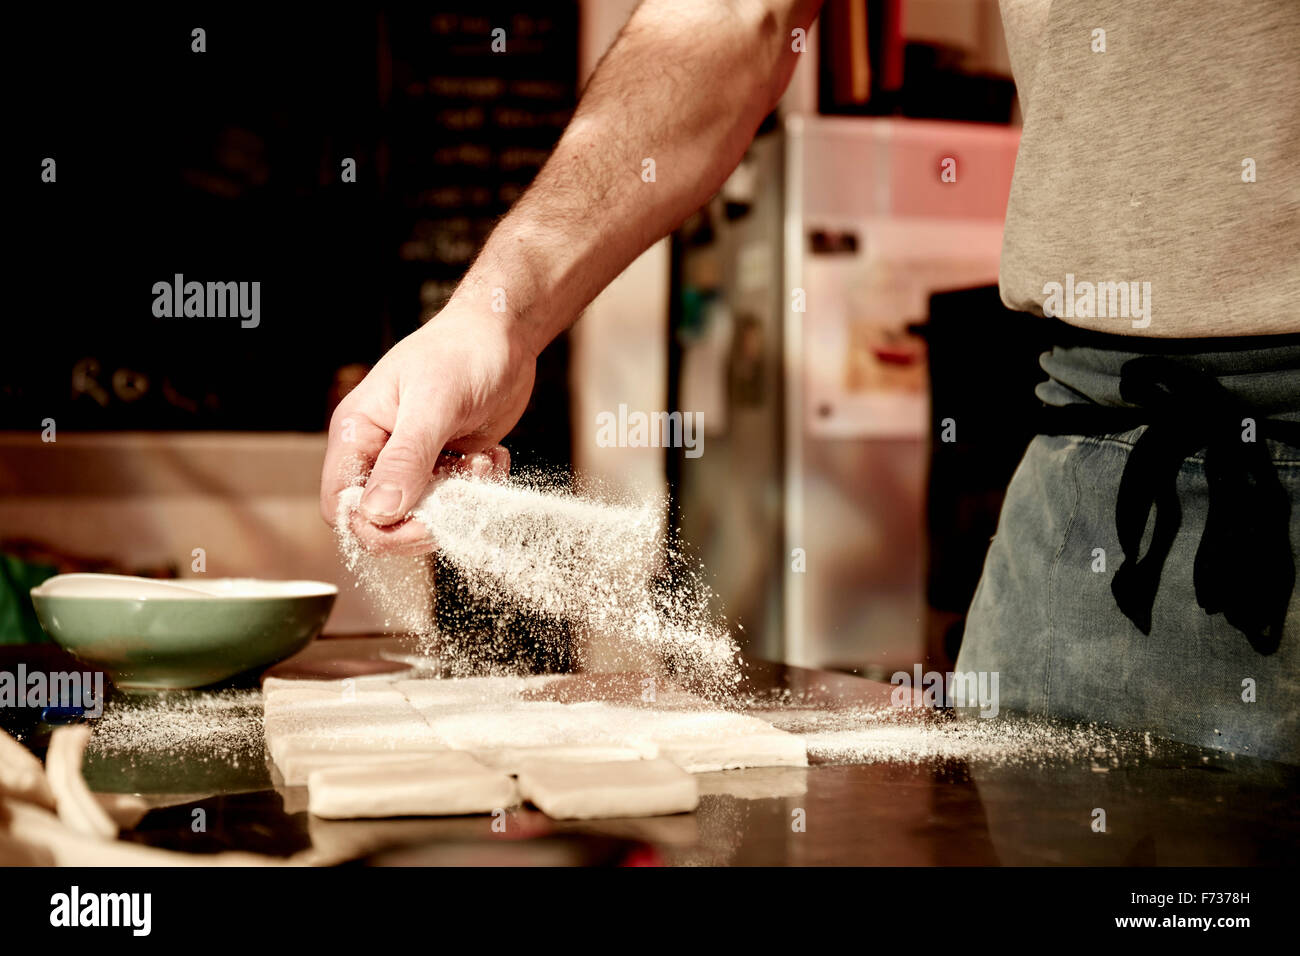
[957,331,1300,763]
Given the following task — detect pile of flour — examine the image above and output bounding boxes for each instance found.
[88,690,263,762]
[336,477,743,697]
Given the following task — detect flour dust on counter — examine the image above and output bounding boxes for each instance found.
[750,702,1173,770]
[88,689,263,763]
[335,475,744,699]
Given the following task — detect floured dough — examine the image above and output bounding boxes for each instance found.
[263,676,399,694]
[264,687,443,767]
[394,676,533,708]
[418,702,657,754]
[517,758,699,820]
[404,695,807,773]
[262,676,808,822]
[656,730,808,773]
[264,686,411,713]
[276,744,447,787]
[470,744,647,775]
[634,710,809,772]
[268,732,449,769]
[307,753,517,819]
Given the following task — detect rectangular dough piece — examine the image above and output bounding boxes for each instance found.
[418,702,657,755]
[264,685,410,713]
[640,710,809,773]
[268,732,450,770]
[264,687,411,716]
[395,676,530,708]
[264,704,433,741]
[516,758,699,820]
[263,676,399,695]
[264,692,443,767]
[656,731,808,773]
[307,753,517,819]
[276,744,447,787]
[470,744,648,775]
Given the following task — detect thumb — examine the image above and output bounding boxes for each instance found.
[361,408,453,526]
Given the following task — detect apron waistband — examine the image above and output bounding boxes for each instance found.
[1038,355,1300,653]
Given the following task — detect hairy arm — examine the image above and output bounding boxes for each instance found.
[323,0,821,543]
[454,0,822,353]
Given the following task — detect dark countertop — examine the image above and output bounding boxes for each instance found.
[4,638,1297,866]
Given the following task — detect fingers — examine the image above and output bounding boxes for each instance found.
[346,509,437,556]
[360,402,455,526]
[320,411,392,526]
[342,444,511,556]
[452,450,501,480]
[444,443,511,481]
[486,444,511,479]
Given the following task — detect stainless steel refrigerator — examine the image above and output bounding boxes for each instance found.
[675,115,1019,674]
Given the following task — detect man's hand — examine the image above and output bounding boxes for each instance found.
[319,303,534,554]
[318,0,822,554]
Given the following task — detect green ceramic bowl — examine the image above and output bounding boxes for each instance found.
[30,574,337,691]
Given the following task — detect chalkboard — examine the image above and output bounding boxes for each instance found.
[8,3,576,465]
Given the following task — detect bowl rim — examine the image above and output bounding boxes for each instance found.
[31,573,339,601]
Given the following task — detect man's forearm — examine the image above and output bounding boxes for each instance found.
[450,0,820,355]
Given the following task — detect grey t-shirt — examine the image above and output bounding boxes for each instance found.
[997,0,1300,337]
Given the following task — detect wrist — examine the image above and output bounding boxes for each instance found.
[439,283,545,364]
[448,257,560,361]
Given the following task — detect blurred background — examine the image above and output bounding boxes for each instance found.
[3,1,1051,678]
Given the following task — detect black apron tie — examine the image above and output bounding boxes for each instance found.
[1039,355,1300,654]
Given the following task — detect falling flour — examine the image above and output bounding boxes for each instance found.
[335,477,743,697]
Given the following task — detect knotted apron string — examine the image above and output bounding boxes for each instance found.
[1037,355,1300,654]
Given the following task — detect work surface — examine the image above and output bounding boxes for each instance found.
[4,638,1297,866]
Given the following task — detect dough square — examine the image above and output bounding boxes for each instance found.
[277,744,447,787]
[263,688,413,722]
[517,757,699,820]
[263,676,399,695]
[637,710,809,772]
[419,702,653,752]
[307,752,517,819]
[655,730,808,773]
[267,732,448,769]
[470,744,649,775]
[263,693,415,726]
[264,695,444,766]
[264,704,432,738]
[396,676,525,707]
[395,675,564,709]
